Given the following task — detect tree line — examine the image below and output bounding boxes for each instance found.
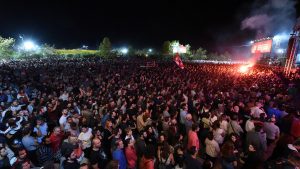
[0,35,232,61]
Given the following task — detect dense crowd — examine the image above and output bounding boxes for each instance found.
[0,58,299,169]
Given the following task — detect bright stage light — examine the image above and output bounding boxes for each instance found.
[250,41,254,44]
[148,49,152,52]
[23,41,35,50]
[121,48,128,54]
[239,65,249,73]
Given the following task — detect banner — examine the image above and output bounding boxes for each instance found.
[173,53,184,69]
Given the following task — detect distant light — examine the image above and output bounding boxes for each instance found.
[276,49,284,54]
[121,48,128,54]
[23,41,36,50]
[273,33,290,42]
[250,41,254,44]
[82,45,88,49]
[148,49,152,52]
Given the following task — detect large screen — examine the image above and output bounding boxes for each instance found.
[251,39,273,54]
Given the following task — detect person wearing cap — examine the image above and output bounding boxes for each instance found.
[263,116,280,145]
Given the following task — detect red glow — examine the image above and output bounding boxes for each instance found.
[251,39,273,54]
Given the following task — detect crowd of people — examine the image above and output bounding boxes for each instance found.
[0,58,299,169]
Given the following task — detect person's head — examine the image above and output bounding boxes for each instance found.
[293,139,300,151]
[269,116,276,123]
[186,113,192,121]
[256,102,262,108]
[207,131,214,141]
[146,125,153,133]
[8,118,16,127]
[0,147,7,157]
[81,125,88,133]
[22,127,31,136]
[121,114,128,122]
[92,138,101,149]
[125,127,132,136]
[68,136,78,145]
[191,123,199,132]
[105,120,113,129]
[67,116,73,123]
[231,114,238,121]
[62,109,68,115]
[79,163,89,169]
[53,127,61,136]
[140,130,147,139]
[188,146,198,156]
[105,160,119,169]
[159,134,165,143]
[230,133,238,143]
[233,105,239,113]
[42,137,51,146]
[221,114,227,121]
[124,138,134,148]
[254,121,263,132]
[18,148,27,160]
[16,160,30,169]
[171,118,177,125]
[115,139,124,149]
[203,160,213,169]
[113,128,122,136]
[36,115,44,124]
[64,149,77,160]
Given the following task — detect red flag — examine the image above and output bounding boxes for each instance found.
[173,53,184,69]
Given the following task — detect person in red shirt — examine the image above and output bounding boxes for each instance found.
[124,138,137,169]
[49,126,64,160]
[188,123,200,150]
[291,111,300,138]
[139,145,155,169]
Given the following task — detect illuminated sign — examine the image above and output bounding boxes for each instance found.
[251,39,273,54]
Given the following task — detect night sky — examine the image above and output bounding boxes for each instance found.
[1,0,300,52]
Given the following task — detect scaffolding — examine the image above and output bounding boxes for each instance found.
[284,24,300,76]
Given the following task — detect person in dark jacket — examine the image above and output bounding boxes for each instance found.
[184,146,203,169]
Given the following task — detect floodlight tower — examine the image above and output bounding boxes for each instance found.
[284,21,300,76]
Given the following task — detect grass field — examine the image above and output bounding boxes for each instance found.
[55,49,98,56]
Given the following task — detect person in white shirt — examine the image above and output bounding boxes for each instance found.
[245,116,255,133]
[250,102,265,119]
[228,115,244,136]
[78,125,93,150]
[124,128,135,142]
[220,114,228,135]
[59,109,69,130]
[212,121,225,145]
[205,131,220,163]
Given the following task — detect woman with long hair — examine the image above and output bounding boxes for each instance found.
[103,119,114,159]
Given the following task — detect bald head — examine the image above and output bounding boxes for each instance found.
[92,138,101,149]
